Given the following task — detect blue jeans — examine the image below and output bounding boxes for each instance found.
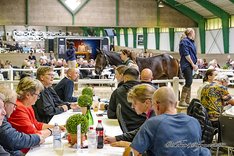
[182,66,193,88]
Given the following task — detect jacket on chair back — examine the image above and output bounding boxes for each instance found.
[187,98,217,144]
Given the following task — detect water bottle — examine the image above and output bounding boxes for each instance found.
[96,120,104,149]
[88,126,96,150]
[53,123,61,149]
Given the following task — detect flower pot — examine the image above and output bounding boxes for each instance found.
[68,133,86,146]
[81,107,87,115]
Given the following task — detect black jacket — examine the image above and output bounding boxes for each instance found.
[33,87,70,123]
[187,99,217,144]
[108,80,146,131]
[115,110,155,142]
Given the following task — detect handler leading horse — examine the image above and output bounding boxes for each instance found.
[95,50,181,80]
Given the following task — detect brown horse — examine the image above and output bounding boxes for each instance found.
[95,50,182,80]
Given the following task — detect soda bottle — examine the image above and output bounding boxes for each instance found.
[88,126,96,150]
[53,123,61,149]
[96,120,104,149]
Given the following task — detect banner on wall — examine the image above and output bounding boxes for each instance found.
[137,35,144,46]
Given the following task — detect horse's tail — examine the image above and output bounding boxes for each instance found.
[176,59,183,79]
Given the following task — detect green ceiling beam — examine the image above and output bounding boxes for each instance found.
[132,28,137,48]
[123,28,129,47]
[169,28,174,51]
[143,28,148,50]
[25,0,29,25]
[115,28,120,46]
[116,0,119,26]
[194,0,230,54]
[164,0,206,54]
[154,28,160,50]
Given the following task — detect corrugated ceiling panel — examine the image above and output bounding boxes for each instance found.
[176,0,214,17]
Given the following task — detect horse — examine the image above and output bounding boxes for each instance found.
[95,50,182,80]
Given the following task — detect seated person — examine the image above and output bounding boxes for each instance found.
[0,84,44,155]
[9,78,65,153]
[33,66,78,123]
[0,93,10,156]
[131,86,211,156]
[197,69,217,100]
[105,84,156,143]
[201,73,234,120]
[140,68,158,89]
[115,65,128,87]
[54,68,79,102]
[108,68,146,131]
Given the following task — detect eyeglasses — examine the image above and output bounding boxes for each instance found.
[33,93,40,99]
[7,101,17,108]
[45,73,54,77]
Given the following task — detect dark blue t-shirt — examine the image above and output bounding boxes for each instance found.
[131,113,210,156]
[179,37,197,72]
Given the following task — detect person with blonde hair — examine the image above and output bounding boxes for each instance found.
[131,86,210,156]
[33,66,78,123]
[179,28,198,107]
[115,65,128,87]
[105,84,156,144]
[0,84,44,155]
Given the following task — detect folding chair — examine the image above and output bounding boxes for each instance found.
[116,103,128,133]
[216,115,234,156]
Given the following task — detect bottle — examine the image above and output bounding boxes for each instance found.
[53,123,61,149]
[96,120,104,149]
[88,126,96,150]
[77,124,81,150]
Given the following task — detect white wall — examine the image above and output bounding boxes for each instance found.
[230,28,234,53]
[115,28,234,54]
[206,29,224,54]
[160,32,170,51]
[147,33,155,50]
[120,34,125,47]
[128,34,133,48]
[174,31,183,52]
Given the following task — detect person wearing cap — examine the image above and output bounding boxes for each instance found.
[66,42,77,68]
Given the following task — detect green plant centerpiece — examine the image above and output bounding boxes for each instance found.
[81,87,93,97]
[78,93,94,126]
[66,114,89,145]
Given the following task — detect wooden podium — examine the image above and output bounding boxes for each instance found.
[76,51,91,60]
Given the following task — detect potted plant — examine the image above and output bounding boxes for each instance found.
[81,87,93,97]
[66,114,89,145]
[78,94,93,114]
[78,94,94,126]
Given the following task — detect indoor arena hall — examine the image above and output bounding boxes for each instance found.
[1,0,234,156]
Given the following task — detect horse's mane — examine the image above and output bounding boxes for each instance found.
[104,50,122,66]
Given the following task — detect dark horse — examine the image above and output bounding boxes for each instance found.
[95,50,182,80]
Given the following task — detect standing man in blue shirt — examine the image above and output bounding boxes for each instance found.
[130,86,210,156]
[66,42,77,68]
[179,28,198,107]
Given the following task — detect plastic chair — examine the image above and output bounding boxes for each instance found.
[216,115,234,156]
[116,103,128,133]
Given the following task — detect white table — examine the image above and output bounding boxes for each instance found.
[26,110,124,156]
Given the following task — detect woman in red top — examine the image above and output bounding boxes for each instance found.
[8,77,65,153]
